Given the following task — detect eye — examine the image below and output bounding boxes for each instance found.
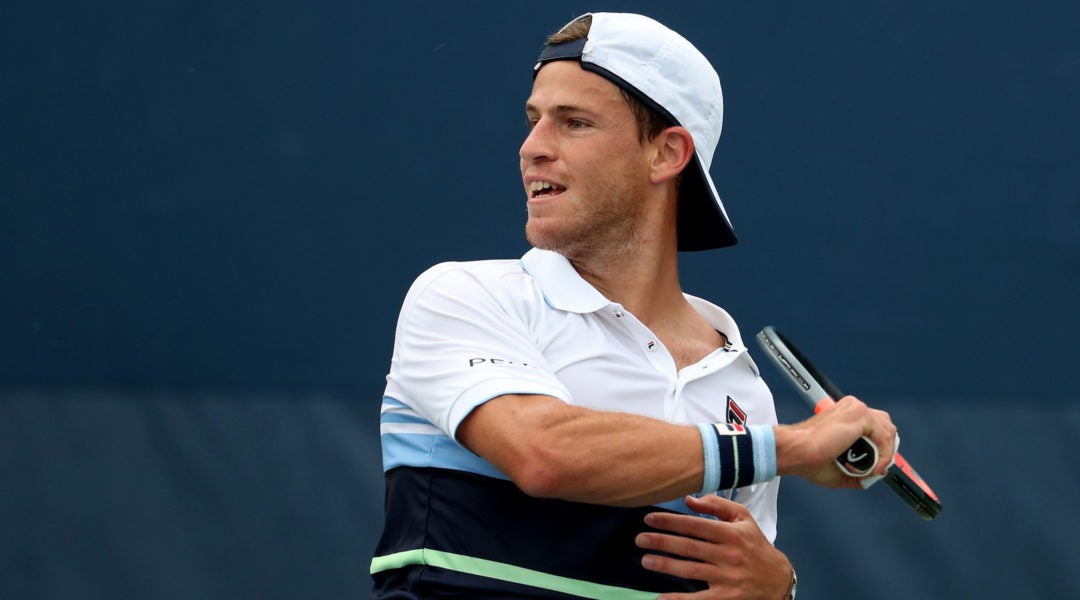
[567,118,590,129]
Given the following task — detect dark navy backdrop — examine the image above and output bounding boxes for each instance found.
[3,1,1078,598]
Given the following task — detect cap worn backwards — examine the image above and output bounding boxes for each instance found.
[534,12,736,251]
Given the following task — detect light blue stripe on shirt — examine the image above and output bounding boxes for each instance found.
[381,396,507,479]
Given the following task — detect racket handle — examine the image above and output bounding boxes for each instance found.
[817,396,940,503]
[814,397,878,478]
[838,436,878,477]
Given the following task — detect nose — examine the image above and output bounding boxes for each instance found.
[519,117,555,165]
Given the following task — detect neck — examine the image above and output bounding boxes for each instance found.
[568,239,726,370]
[557,185,684,321]
[553,192,725,368]
[567,236,684,324]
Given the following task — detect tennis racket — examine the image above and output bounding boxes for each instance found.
[755,326,942,521]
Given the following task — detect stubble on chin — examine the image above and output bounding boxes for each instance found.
[524,174,648,263]
[525,212,640,265]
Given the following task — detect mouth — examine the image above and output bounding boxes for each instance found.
[528,180,566,199]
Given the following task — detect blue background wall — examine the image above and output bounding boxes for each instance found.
[3,1,1078,598]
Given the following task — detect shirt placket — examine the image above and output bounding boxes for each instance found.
[671,344,746,421]
[609,305,681,416]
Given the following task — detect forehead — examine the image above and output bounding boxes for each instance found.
[526,60,628,113]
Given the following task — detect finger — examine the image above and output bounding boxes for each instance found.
[640,550,749,600]
[683,494,748,522]
[837,397,897,477]
[639,549,725,583]
[866,409,898,474]
[875,433,900,475]
[636,531,721,564]
[643,511,733,542]
[643,509,747,546]
[835,395,868,414]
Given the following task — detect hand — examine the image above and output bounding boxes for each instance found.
[635,495,792,600]
[775,395,898,488]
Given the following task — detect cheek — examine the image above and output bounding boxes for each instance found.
[601,148,650,184]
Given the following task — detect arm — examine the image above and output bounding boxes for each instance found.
[394,264,894,500]
[457,393,704,506]
[457,392,897,506]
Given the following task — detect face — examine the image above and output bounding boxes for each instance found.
[520,61,655,259]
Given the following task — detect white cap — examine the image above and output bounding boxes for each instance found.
[535,12,736,251]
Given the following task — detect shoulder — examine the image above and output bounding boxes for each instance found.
[414,258,526,282]
[391,257,554,352]
[397,258,545,321]
[407,258,532,299]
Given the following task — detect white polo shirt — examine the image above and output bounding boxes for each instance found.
[380,247,779,538]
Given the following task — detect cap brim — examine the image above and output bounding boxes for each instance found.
[677,156,737,251]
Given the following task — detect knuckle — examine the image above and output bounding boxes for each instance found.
[683,561,707,580]
[648,534,672,552]
[674,537,701,556]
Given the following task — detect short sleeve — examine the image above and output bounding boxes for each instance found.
[385,262,572,439]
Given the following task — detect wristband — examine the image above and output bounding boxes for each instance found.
[696,423,778,494]
[696,423,721,494]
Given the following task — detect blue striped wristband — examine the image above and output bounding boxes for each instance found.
[696,423,778,494]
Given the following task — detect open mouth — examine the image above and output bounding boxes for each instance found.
[529,180,566,199]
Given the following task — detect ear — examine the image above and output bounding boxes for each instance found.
[649,126,695,185]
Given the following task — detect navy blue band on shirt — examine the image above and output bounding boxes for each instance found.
[371,467,707,598]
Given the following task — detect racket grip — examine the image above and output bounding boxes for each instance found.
[838,436,878,477]
[814,397,879,479]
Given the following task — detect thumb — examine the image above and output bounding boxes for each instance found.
[684,494,747,522]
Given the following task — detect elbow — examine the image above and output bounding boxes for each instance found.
[513,466,564,499]
[505,441,576,499]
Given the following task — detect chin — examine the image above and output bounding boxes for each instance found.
[525,227,570,256]
[524,223,553,250]
[527,226,591,260]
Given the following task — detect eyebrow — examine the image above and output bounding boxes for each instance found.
[524,103,601,119]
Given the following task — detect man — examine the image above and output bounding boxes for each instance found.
[371,12,896,600]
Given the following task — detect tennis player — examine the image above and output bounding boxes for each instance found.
[371,12,897,599]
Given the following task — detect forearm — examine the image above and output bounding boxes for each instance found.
[458,395,699,505]
[458,394,774,506]
[527,411,703,506]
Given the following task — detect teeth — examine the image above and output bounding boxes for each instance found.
[530,181,555,192]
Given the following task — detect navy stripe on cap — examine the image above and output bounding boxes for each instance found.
[535,37,588,65]
[535,40,679,129]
